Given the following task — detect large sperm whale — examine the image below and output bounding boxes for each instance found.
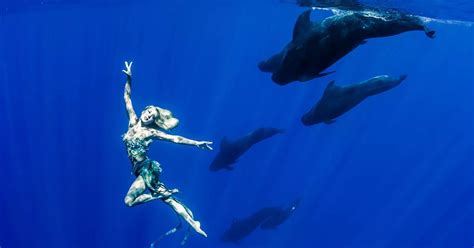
[259,9,434,85]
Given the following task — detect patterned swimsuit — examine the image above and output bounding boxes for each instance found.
[124,137,163,192]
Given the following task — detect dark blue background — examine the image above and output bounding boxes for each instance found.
[0,1,473,247]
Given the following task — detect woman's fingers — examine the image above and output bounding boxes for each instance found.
[123,61,133,76]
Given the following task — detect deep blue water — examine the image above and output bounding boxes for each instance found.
[0,1,473,248]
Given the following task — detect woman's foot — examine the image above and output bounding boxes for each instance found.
[190,221,207,237]
[163,197,208,237]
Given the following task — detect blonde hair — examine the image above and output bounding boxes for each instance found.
[143,105,179,130]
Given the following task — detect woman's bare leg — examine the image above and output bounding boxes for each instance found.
[125,176,178,207]
[163,197,207,237]
[125,177,207,237]
[124,176,162,207]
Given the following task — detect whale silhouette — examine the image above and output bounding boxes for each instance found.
[209,127,284,171]
[221,198,301,243]
[259,9,434,85]
[302,75,407,125]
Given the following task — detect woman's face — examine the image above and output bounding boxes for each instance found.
[140,108,159,125]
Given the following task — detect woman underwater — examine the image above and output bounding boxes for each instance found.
[121,61,212,237]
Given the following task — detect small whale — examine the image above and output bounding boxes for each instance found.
[260,198,301,229]
[301,75,407,125]
[221,198,300,243]
[209,127,284,171]
[221,207,281,243]
[259,9,434,85]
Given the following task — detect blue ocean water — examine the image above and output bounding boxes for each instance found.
[0,1,473,248]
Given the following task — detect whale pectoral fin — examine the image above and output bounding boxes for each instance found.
[316,71,335,78]
[300,71,335,82]
[322,80,337,98]
[324,119,336,125]
[292,9,312,41]
[424,27,436,38]
[326,80,336,87]
[399,74,408,82]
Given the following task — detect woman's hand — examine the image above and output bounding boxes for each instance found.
[122,61,133,77]
[196,141,213,150]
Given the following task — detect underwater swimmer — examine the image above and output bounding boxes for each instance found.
[121,61,211,237]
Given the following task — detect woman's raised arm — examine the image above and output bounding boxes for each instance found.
[122,61,138,126]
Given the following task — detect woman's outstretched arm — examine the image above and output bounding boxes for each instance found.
[149,129,213,150]
[122,61,138,126]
